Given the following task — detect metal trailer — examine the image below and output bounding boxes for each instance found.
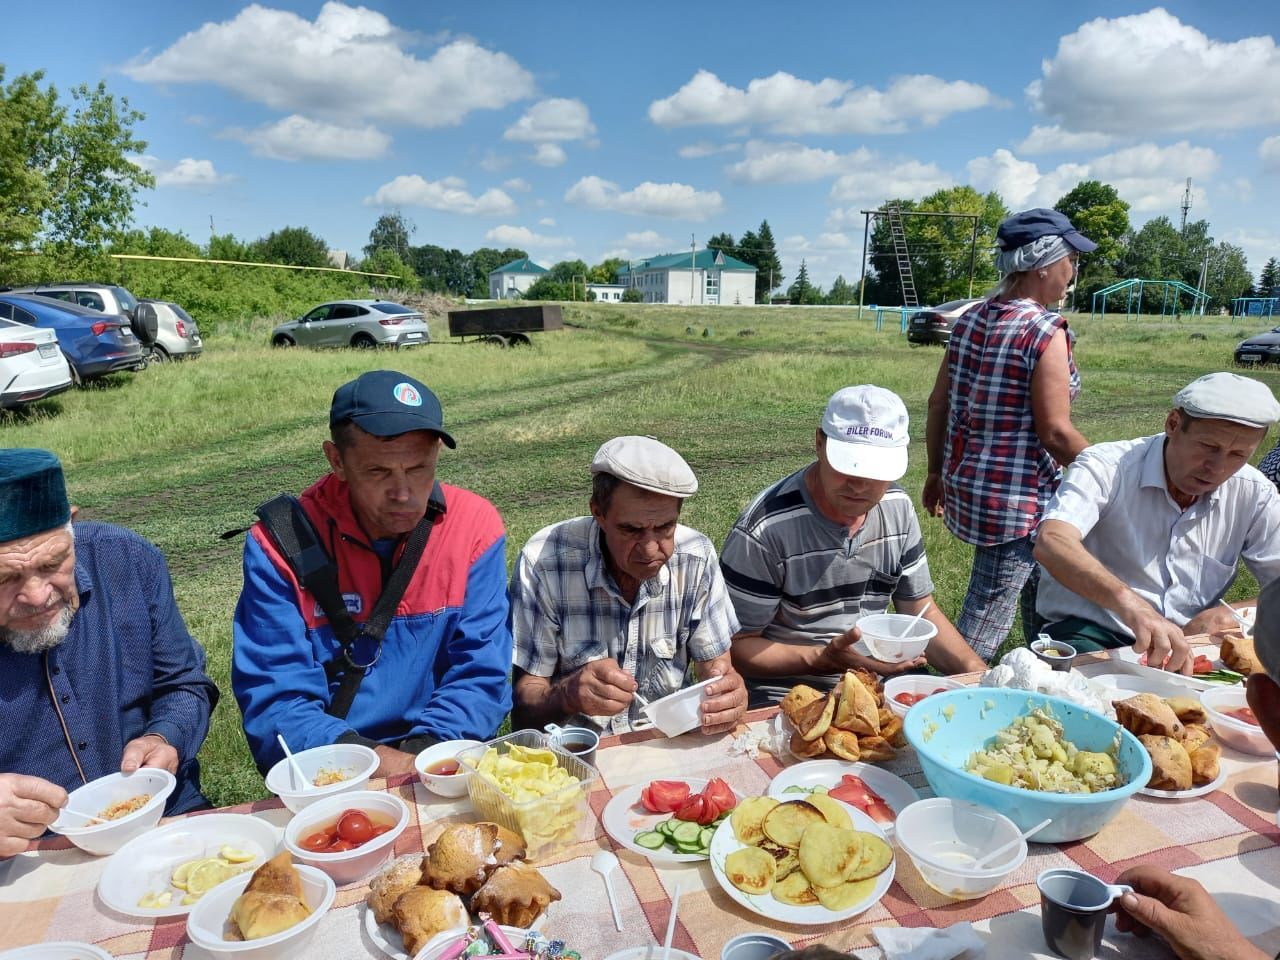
[446,304,564,346]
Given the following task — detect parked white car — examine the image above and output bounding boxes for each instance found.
[0,317,73,409]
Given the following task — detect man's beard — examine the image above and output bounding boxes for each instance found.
[0,603,75,654]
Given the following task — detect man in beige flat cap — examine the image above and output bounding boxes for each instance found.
[510,436,747,735]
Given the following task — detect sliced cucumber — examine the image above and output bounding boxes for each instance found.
[655,819,676,837]
[782,785,809,794]
[673,840,702,854]
[671,820,701,844]
[698,827,714,848]
[634,830,666,850]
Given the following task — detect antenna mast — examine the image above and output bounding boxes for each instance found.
[1180,178,1193,233]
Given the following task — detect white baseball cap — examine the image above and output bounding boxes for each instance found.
[820,386,910,481]
[1172,372,1280,429]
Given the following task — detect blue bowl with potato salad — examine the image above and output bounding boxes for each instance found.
[903,688,1151,842]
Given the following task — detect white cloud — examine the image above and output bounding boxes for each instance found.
[1262,136,1280,174]
[565,175,724,220]
[677,140,740,159]
[503,177,532,192]
[135,155,233,191]
[504,98,595,142]
[365,175,516,215]
[649,68,998,135]
[1014,125,1114,155]
[484,224,572,251]
[531,143,567,167]
[1222,227,1280,277]
[621,230,671,248]
[780,232,863,288]
[1029,9,1280,136]
[479,150,510,172]
[124,2,534,128]
[538,217,556,226]
[966,149,1087,209]
[824,157,954,227]
[221,114,390,160]
[728,141,865,184]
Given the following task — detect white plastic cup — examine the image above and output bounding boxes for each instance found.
[857,613,937,663]
[894,797,1028,900]
[639,677,716,737]
[264,743,378,814]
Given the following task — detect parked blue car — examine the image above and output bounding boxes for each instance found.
[0,294,144,382]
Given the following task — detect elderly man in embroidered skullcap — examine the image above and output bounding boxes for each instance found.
[510,436,747,735]
[0,449,217,857]
[1035,372,1280,675]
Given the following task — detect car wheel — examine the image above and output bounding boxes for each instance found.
[150,344,170,363]
[69,363,82,387]
[272,334,296,348]
[351,333,378,349]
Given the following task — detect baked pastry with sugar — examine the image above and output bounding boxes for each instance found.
[470,860,562,928]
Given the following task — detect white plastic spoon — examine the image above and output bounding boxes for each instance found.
[591,850,624,932]
[57,806,107,827]
[903,600,933,636]
[661,881,682,960]
[1218,599,1252,637]
[973,817,1052,869]
[276,733,309,791]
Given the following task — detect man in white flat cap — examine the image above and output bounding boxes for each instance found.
[721,386,984,709]
[1035,372,1280,674]
[510,436,747,734]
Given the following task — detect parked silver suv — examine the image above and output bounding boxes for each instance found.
[136,300,203,359]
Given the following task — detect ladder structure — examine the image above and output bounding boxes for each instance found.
[885,203,919,308]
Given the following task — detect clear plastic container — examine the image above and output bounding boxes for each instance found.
[458,730,598,861]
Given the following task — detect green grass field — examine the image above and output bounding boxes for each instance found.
[3,303,1275,806]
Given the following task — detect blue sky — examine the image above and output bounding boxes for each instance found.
[7,1,1280,288]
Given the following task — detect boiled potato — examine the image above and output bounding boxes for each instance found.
[731,796,780,846]
[805,793,853,831]
[814,876,878,911]
[845,832,893,881]
[726,846,776,895]
[798,822,864,888]
[1072,751,1116,779]
[772,870,819,906]
[762,800,825,849]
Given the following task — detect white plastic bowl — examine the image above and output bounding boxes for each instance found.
[884,675,966,719]
[857,613,937,663]
[639,676,715,737]
[893,797,1028,901]
[1201,686,1271,755]
[49,769,175,857]
[185,862,334,960]
[264,743,378,814]
[0,944,114,960]
[282,790,408,886]
[414,739,482,798]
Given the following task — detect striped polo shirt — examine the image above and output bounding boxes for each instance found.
[720,466,934,704]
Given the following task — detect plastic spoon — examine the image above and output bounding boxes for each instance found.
[276,733,309,791]
[973,817,1052,869]
[591,850,624,932]
[57,806,107,827]
[1218,599,1252,637]
[661,881,682,960]
[902,600,933,636]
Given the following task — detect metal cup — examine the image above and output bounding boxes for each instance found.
[1037,868,1132,960]
[721,932,792,960]
[544,724,600,767]
[1032,634,1078,672]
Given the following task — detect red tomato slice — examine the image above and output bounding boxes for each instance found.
[674,794,706,823]
[300,830,334,853]
[703,778,737,815]
[645,780,691,813]
[864,800,896,824]
[1192,655,1215,675]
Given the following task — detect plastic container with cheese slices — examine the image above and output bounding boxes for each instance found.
[457,730,597,861]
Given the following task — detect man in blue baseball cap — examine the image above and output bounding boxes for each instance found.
[232,371,512,777]
[0,449,217,856]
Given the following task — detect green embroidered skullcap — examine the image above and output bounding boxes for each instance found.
[0,449,71,542]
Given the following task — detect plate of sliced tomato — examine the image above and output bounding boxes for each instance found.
[1113,641,1243,692]
[602,778,739,862]
[767,761,918,835]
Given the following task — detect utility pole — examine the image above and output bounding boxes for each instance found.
[690,234,696,305]
[209,214,216,237]
[1180,178,1193,234]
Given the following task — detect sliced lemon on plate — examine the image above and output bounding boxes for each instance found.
[137,890,173,909]
[186,859,241,896]
[171,857,202,887]
[219,845,256,864]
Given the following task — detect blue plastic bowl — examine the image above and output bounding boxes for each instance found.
[903,687,1151,843]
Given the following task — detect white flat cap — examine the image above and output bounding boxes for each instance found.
[591,436,698,498]
[1173,373,1280,428]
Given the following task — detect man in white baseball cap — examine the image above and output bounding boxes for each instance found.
[509,436,747,735]
[720,386,984,711]
[1036,372,1280,674]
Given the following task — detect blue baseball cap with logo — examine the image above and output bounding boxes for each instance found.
[329,370,456,447]
[997,208,1098,253]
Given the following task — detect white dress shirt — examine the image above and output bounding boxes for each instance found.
[1036,433,1280,635]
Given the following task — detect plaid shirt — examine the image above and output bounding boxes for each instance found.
[942,297,1080,546]
[510,516,738,734]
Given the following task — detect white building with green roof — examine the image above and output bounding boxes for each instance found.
[488,257,548,300]
[616,248,756,305]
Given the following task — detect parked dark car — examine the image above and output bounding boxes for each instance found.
[906,298,984,345]
[0,294,144,382]
[1234,326,1280,366]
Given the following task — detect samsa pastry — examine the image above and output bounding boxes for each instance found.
[822,727,861,762]
[424,822,499,895]
[780,685,825,726]
[1221,633,1260,676]
[795,692,837,742]
[832,671,879,737]
[392,887,468,955]
[1139,734,1192,792]
[1116,693,1183,740]
[879,714,906,748]
[1163,696,1206,726]
[470,860,562,927]
[855,736,896,763]
[1188,741,1221,787]
[789,731,826,759]
[367,855,424,926]
[1178,723,1212,752]
[227,851,311,941]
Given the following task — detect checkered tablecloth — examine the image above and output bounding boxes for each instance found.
[2,654,1278,959]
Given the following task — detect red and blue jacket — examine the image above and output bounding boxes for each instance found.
[232,472,512,772]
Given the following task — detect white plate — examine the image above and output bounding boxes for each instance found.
[1112,643,1242,693]
[364,904,550,960]
[97,813,280,919]
[602,779,735,863]
[1090,673,1205,704]
[1138,767,1228,799]
[0,945,114,960]
[767,761,918,834]
[707,798,895,926]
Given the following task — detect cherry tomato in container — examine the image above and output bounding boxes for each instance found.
[336,810,375,844]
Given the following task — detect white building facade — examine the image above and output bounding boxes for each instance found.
[488,258,548,299]
[616,249,756,305]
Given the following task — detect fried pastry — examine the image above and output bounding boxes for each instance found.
[849,668,883,706]
[227,851,311,941]
[1179,723,1212,751]
[1116,693,1184,739]
[367,855,425,926]
[780,685,825,726]
[1139,734,1192,791]
[855,735,896,762]
[392,887,468,955]
[1163,696,1206,726]
[832,670,879,736]
[424,822,499,895]
[879,714,906,748]
[789,731,826,758]
[1221,633,1260,675]
[470,860,562,928]
[795,691,836,742]
[823,726,861,761]
[1188,740,1221,787]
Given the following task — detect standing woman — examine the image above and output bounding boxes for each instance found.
[923,209,1094,661]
